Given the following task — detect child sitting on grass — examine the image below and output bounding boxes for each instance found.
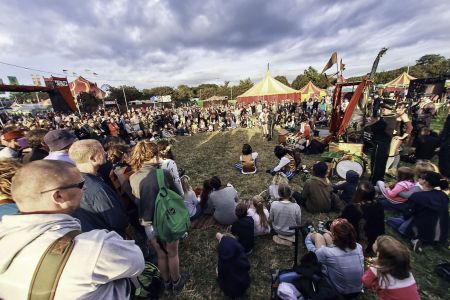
[180,175,201,220]
[363,235,420,300]
[231,202,255,254]
[247,195,271,236]
[377,167,415,212]
[234,143,258,174]
[216,233,251,299]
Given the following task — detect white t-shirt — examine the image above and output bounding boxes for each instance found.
[247,208,271,235]
[183,190,199,217]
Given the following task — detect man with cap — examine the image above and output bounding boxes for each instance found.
[0,129,24,160]
[43,129,77,165]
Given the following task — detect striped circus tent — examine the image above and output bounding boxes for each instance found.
[298,81,327,101]
[237,70,300,104]
[384,72,416,88]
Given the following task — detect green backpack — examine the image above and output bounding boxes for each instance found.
[153,169,190,243]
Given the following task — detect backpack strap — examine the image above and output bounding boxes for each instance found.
[28,230,81,300]
[156,169,166,190]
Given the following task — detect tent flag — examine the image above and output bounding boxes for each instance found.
[321,52,337,74]
[7,76,19,85]
[340,59,346,71]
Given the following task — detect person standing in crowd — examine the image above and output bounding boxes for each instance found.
[22,129,49,163]
[129,141,189,293]
[157,139,183,194]
[439,114,450,178]
[370,118,392,184]
[363,235,420,300]
[305,218,364,297]
[0,160,144,299]
[0,129,23,160]
[0,159,21,220]
[69,139,129,236]
[44,129,77,165]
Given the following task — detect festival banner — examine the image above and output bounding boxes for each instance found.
[7,76,19,85]
[31,74,42,86]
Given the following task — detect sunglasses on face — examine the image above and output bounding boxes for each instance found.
[40,180,85,194]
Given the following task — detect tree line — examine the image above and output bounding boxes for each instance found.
[7,54,449,107]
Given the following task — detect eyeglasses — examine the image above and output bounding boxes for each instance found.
[40,180,85,194]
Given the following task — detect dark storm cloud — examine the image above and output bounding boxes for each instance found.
[0,0,449,87]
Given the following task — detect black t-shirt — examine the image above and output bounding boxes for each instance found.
[231,216,254,253]
[414,135,440,160]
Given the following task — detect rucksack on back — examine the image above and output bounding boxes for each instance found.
[153,169,190,243]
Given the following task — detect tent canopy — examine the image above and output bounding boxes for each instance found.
[384,72,416,88]
[237,70,300,104]
[299,81,327,100]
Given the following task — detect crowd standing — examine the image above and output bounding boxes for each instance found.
[0,95,448,299]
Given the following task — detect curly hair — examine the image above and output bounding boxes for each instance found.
[0,159,22,198]
[25,129,48,149]
[129,141,158,171]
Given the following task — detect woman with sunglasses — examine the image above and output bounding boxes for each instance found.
[387,171,449,253]
[305,218,364,298]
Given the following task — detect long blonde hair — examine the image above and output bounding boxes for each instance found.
[272,172,289,185]
[180,175,192,195]
[0,159,22,198]
[130,141,158,171]
[252,195,269,229]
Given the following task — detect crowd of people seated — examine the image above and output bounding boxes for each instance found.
[0,98,449,299]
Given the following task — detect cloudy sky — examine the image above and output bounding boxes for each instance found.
[1,0,449,89]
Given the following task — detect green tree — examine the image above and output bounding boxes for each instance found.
[77,92,101,113]
[9,91,49,104]
[233,78,253,97]
[107,85,143,105]
[291,74,309,90]
[274,76,290,87]
[175,85,192,101]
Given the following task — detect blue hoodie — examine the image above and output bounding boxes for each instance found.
[333,170,360,203]
[218,236,251,298]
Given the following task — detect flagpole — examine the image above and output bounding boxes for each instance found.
[336,53,339,83]
[122,86,130,112]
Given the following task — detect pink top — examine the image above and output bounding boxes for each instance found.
[379,180,415,203]
[362,267,420,300]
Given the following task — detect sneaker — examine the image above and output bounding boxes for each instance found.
[172,272,190,293]
[412,239,423,253]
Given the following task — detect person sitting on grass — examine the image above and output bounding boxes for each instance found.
[215,232,251,299]
[269,184,302,245]
[247,195,271,236]
[267,172,289,203]
[363,235,420,300]
[204,176,239,225]
[299,161,340,213]
[377,167,415,213]
[231,202,255,255]
[333,170,360,204]
[267,145,296,180]
[340,181,385,253]
[305,218,364,297]
[397,160,439,200]
[180,175,201,221]
[387,171,449,253]
[234,143,258,174]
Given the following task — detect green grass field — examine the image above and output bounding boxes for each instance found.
[165,124,449,299]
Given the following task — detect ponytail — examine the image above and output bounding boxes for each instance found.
[200,180,213,209]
